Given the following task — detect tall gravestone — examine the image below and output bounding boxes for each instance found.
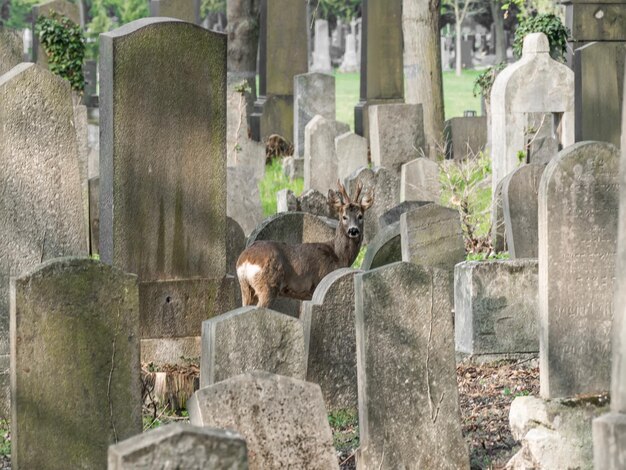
[354,0,404,137]
[0,27,22,76]
[539,141,619,398]
[100,19,236,364]
[304,115,350,193]
[443,116,488,161]
[250,0,307,142]
[361,222,402,270]
[149,0,201,24]
[490,33,574,194]
[11,258,141,469]
[311,19,332,73]
[32,0,80,65]
[336,132,368,183]
[294,72,335,158]
[0,63,87,416]
[502,163,545,259]
[302,268,361,412]
[400,157,441,203]
[355,262,469,469]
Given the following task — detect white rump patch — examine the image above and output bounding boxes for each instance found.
[237,262,262,283]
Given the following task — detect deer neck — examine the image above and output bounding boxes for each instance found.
[333,223,362,267]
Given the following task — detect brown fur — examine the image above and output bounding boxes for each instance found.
[236,181,374,308]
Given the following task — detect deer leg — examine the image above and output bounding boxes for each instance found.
[255,285,278,309]
[239,278,256,306]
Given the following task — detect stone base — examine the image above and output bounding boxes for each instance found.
[141,337,201,365]
[455,352,538,367]
[506,395,609,469]
[593,412,626,470]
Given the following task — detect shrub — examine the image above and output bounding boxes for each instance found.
[513,13,569,61]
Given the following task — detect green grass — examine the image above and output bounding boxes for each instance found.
[259,158,304,216]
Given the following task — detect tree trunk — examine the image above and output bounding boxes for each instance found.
[402,0,445,159]
[491,0,506,63]
[455,21,462,76]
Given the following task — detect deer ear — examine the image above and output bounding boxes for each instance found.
[360,190,374,211]
[328,189,343,210]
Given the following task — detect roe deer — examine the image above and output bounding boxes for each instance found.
[236,181,374,307]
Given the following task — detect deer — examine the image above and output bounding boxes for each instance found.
[236,181,374,308]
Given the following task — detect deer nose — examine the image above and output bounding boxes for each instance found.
[348,227,360,237]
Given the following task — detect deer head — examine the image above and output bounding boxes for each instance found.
[327,180,374,241]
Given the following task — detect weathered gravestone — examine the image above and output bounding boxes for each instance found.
[247,211,336,247]
[361,222,402,271]
[355,262,469,469]
[335,131,368,183]
[0,63,87,416]
[400,203,465,271]
[11,258,141,469]
[311,19,332,74]
[574,42,626,147]
[400,157,441,203]
[368,103,425,175]
[455,259,539,356]
[379,200,432,229]
[149,0,201,24]
[502,163,545,259]
[539,141,619,398]
[32,0,80,64]
[100,19,237,363]
[354,0,404,137]
[188,372,339,470]
[491,177,506,253]
[108,423,248,470]
[443,116,488,161]
[304,115,350,193]
[200,307,306,388]
[294,72,335,157]
[346,167,400,244]
[593,104,626,466]
[490,33,574,193]
[339,27,358,73]
[0,27,22,76]
[227,166,264,237]
[226,216,245,276]
[302,268,361,411]
[250,0,307,141]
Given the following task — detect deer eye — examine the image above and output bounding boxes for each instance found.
[342,216,348,221]
[358,214,363,220]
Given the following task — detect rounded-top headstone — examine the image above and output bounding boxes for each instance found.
[246,212,336,247]
[522,32,550,56]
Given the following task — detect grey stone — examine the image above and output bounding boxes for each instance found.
[0,63,88,416]
[361,222,402,271]
[11,258,141,469]
[454,260,539,355]
[335,132,368,183]
[276,189,298,213]
[200,307,306,388]
[491,177,506,253]
[355,262,469,469]
[282,156,304,181]
[188,372,339,470]
[299,189,333,219]
[302,268,361,411]
[369,103,425,175]
[0,28,22,76]
[100,18,227,281]
[227,216,246,276]
[507,395,609,470]
[400,203,465,271]
[339,30,358,73]
[346,166,400,244]
[379,201,432,229]
[88,123,100,178]
[400,157,441,203]
[246,212,336,247]
[74,103,90,249]
[443,116,488,161]
[89,177,100,256]
[593,413,626,470]
[304,115,350,193]
[294,73,335,157]
[311,20,332,74]
[140,337,201,365]
[524,112,560,165]
[539,141,619,399]
[227,166,264,237]
[149,0,201,23]
[108,423,248,469]
[32,0,80,64]
[502,163,545,259]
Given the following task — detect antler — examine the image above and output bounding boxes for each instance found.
[352,181,363,203]
[337,179,351,204]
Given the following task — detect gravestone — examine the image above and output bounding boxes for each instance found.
[400,157,441,203]
[346,167,400,244]
[335,132,368,183]
[339,28,358,73]
[188,372,339,470]
[361,222,401,270]
[250,0,307,141]
[0,63,87,416]
[200,306,306,388]
[369,103,425,175]
[108,424,248,469]
[443,116,488,161]
[299,189,334,218]
[149,0,201,24]
[379,201,432,229]
[455,259,539,356]
[89,177,100,256]
[400,203,465,271]
[302,268,361,411]
[226,216,245,276]
[227,166,264,237]
[354,0,404,137]
[460,38,474,68]
[276,189,298,213]
[100,19,236,364]
[0,27,22,76]
[490,33,574,193]
[304,115,350,193]
[574,42,626,147]
[32,0,80,65]
[523,112,560,164]
[502,163,545,259]
[539,141,619,398]
[355,262,469,469]
[11,258,141,469]
[246,212,336,247]
[491,177,506,253]
[294,72,335,157]
[311,19,332,73]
